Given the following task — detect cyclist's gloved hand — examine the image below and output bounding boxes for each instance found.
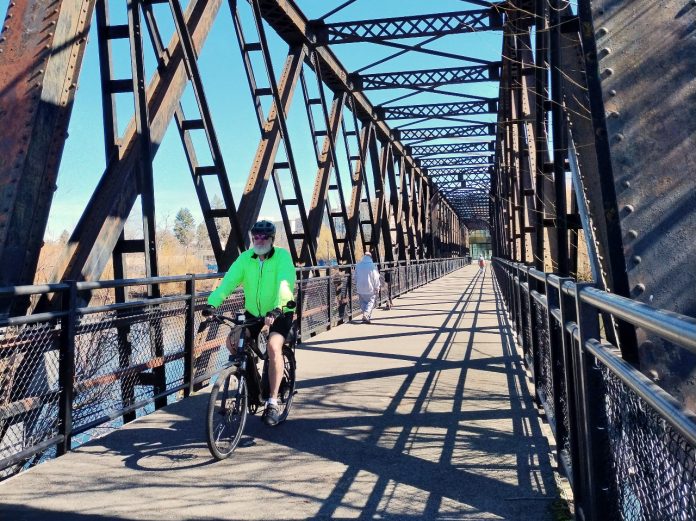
[266,308,282,320]
[201,304,215,317]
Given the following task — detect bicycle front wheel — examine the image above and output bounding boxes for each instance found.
[206,367,248,460]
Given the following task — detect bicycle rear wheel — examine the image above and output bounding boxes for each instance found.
[277,346,296,423]
[206,367,248,460]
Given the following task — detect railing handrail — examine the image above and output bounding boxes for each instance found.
[497,258,696,354]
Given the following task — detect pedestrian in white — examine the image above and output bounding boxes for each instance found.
[355,252,381,323]
[478,254,485,272]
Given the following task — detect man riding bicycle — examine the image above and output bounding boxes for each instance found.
[204,220,296,427]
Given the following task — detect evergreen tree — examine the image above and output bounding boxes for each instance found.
[173,208,195,246]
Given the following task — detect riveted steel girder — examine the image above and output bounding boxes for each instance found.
[314,8,503,44]
[580,0,696,406]
[0,0,95,290]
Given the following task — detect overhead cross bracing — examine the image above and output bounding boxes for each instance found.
[306,1,504,228]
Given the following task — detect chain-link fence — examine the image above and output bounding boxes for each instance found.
[493,258,696,521]
[0,257,467,479]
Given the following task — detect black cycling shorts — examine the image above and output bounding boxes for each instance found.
[245,311,294,341]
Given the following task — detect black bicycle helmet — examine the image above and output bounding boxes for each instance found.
[250,219,276,237]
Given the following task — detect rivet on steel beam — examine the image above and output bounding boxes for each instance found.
[601,68,614,79]
[609,89,617,96]
[596,27,608,37]
[622,180,631,188]
[623,204,634,214]
[608,111,620,119]
[614,133,625,142]
[627,229,638,239]
[634,283,645,295]
[632,255,641,265]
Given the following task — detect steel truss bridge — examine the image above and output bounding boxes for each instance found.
[0,0,695,519]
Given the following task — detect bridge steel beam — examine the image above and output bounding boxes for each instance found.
[377,99,497,121]
[397,124,496,142]
[410,141,495,157]
[353,63,501,90]
[420,156,494,169]
[0,0,95,293]
[42,0,222,298]
[578,0,696,406]
[314,8,504,45]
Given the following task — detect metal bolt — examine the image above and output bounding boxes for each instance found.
[614,133,625,142]
[596,27,608,37]
[608,111,620,119]
[609,89,617,96]
[632,255,641,265]
[622,180,631,188]
[602,68,614,78]
[628,229,638,239]
[623,204,634,214]
[634,283,646,295]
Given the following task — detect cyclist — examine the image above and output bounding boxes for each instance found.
[204,220,296,426]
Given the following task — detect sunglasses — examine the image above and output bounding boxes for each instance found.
[252,234,271,241]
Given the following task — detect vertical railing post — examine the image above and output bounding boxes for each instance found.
[327,269,333,330]
[58,281,77,456]
[184,275,196,397]
[347,267,353,321]
[512,263,522,336]
[518,266,530,359]
[574,283,608,521]
[297,269,305,342]
[545,274,566,468]
[528,266,543,406]
[505,262,514,321]
[558,277,582,492]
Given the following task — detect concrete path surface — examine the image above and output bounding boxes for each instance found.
[0,265,558,520]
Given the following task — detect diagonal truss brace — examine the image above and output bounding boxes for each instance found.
[45,0,222,289]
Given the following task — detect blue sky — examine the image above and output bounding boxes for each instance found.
[1,0,502,240]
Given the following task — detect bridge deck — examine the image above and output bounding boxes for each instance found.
[0,266,559,520]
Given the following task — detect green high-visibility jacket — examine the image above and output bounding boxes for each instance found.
[207,247,296,316]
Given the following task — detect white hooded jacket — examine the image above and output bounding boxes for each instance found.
[355,255,381,294]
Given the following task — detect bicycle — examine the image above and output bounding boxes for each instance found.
[199,306,298,460]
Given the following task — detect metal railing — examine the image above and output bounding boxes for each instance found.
[0,257,468,479]
[493,258,696,521]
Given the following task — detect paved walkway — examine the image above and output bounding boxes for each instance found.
[0,265,557,520]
